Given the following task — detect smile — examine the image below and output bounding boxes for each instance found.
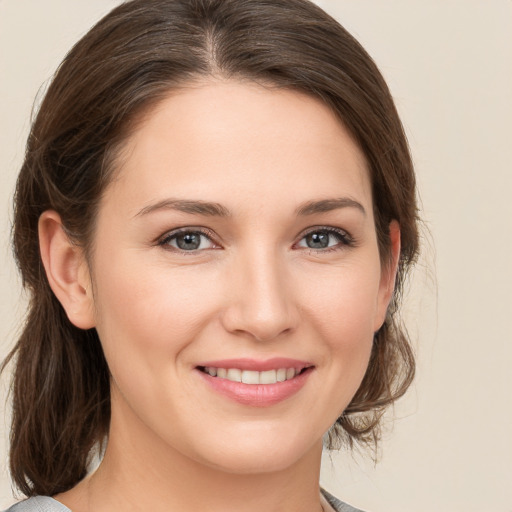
[198,366,305,384]
[195,359,314,406]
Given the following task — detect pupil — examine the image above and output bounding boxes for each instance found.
[306,232,329,249]
[177,233,201,250]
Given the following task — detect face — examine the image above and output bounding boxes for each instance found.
[85,80,396,474]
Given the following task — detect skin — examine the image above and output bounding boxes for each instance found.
[40,80,400,512]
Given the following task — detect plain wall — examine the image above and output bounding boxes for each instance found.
[1,1,511,511]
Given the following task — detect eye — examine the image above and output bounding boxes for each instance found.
[158,229,218,252]
[296,227,352,251]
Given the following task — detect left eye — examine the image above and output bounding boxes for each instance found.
[296,229,349,250]
[160,230,216,251]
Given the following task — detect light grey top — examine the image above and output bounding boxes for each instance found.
[3,496,70,512]
[3,489,364,512]
[322,489,365,512]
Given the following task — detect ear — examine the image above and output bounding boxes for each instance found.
[374,220,401,331]
[38,210,96,329]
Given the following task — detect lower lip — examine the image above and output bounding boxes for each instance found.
[196,367,313,407]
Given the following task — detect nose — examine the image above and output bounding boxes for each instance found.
[220,247,299,342]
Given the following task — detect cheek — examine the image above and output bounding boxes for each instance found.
[304,262,381,341]
[91,254,221,370]
[89,259,218,429]
[300,260,380,390]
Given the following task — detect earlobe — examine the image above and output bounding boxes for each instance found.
[374,220,401,331]
[38,210,96,330]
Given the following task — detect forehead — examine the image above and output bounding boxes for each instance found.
[104,79,372,218]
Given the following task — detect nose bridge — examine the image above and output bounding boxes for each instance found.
[222,243,298,341]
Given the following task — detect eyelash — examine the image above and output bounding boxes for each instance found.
[296,227,354,253]
[156,226,354,254]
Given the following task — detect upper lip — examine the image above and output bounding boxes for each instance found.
[196,357,313,372]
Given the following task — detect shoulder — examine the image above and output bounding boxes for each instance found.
[321,488,366,512]
[3,496,71,512]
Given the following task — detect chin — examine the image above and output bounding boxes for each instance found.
[188,427,322,475]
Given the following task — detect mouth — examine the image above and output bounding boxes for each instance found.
[194,358,314,406]
[196,366,311,385]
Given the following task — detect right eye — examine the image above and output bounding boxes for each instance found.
[158,229,218,252]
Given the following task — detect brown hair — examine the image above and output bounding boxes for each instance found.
[2,0,418,497]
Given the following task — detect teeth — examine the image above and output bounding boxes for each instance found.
[260,370,277,384]
[203,367,301,384]
[241,370,259,384]
[226,368,242,382]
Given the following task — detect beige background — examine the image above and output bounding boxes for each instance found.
[1,1,511,511]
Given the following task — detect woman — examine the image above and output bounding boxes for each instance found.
[2,0,418,511]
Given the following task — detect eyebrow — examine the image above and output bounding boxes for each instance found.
[135,199,231,218]
[134,196,365,219]
[295,198,366,216]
